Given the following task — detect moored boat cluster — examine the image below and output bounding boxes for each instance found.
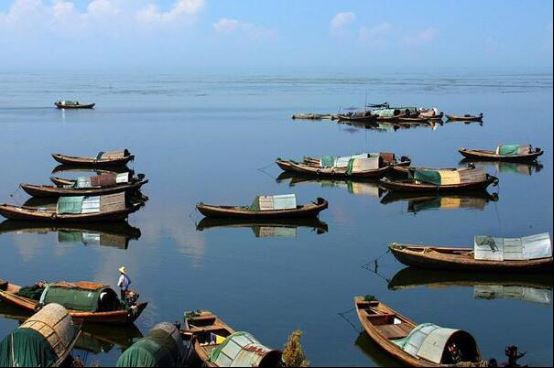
[0,101,551,367]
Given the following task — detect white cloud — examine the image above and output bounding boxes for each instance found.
[403,27,438,46]
[358,22,393,46]
[330,11,356,32]
[213,18,276,40]
[137,0,204,24]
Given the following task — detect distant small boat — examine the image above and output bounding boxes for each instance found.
[445,113,483,121]
[0,193,144,222]
[52,149,134,166]
[21,174,148,198]
[354,297,484,367]
[276,153,410,179]
[197,195,328,219]
[389,233,553,272]
[55,100,95,109]
[291,113,336,120]
[459,145,543,162]
[380,167,498,192]
[0,279,147,325]
[183,310,282,367]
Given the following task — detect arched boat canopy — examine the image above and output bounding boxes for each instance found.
[208,331,282,367]
[392,323,480,364]
[41,281,119,312]
[116,322,186,367]
[0,303,79,367]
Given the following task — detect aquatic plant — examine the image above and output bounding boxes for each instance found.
[282,329,309,367]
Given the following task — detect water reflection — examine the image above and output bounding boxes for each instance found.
[0,220,141,249]
[388,268,553,305]
[337,119,443,132]
[196,217,328,237]
[379,191,499,214]
[51,164,132,175]
[459,159,544,176]
[445,120,484,126]
[354,332,406,367]
[0,301,143,354]
[276,172,383,198]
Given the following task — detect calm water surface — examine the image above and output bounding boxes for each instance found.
[0,70,552,366]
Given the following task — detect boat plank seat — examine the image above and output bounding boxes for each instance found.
[377,323,412,340]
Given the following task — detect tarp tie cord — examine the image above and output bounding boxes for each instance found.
[337,308,361,333]
[257,162,277,180]
[10,333,18,367]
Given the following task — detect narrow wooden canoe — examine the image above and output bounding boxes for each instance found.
[379,175,498,193]
[196,216,329,235]
[354,297,483,367]
[389,243,553,272]
[52,150,134,166]
[21,178,148,198]
[0,201,143,222]
[446,113,483,122]
[0,280,147,325]
[55,102,95,109]
[197,197,328,218]
[459,147,543,162]
[182,311,282,367]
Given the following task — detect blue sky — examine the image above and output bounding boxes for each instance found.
[0,0,552,70]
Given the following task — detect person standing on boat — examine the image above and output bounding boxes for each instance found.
[118,266,131,300]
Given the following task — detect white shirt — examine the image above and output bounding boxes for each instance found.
[118,274,130,291]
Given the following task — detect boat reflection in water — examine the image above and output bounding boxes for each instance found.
[196,217,328,237]
[0,301,143,354]
[379,191,499,214]
[276,172,383,199]
[388,267,553,305]
[354,332,401,367]
[337,119,443,132]
[51,164,131,175]
[0,220,141,249]
[459,159,544,176]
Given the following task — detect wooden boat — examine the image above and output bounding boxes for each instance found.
[291,113,337,120]
[0,194,144,222]
[21,177,148,198]
[459,147,543,162]
[275,156,408,179]
[51,164,130,175]
[336,113,377,123]
[0,302,143,353]
[49,171,136,186]
[354,297,483,367]
[52,149,134,166]
[182,311,282,367]
[389,242,553,272]
[197,197,328,219]
[445,113,483,122]
[379,175,498,193]
[196,216,328,236]
[0,280,147,325]
[55,101,95,109]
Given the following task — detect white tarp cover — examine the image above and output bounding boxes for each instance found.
[335,153,368,168]
[351,156,380,172]
[400,323,459,364]
[81,196,100,214]
[116,173,129,184]
[258,194,297,211]
[474,233,552,261]
[474,285,552,305]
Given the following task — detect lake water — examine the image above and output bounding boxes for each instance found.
[0,69,552,366]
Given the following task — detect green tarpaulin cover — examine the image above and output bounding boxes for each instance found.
[412,169,441,185]
[0,327,57,367]
[57,196,84,214]
[16,285,45,300]
[116,329,182,367]
[497,144,529,156]
[42,284,108,312]
[320,155,335,168]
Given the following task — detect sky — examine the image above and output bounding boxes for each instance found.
[0,0,552,71]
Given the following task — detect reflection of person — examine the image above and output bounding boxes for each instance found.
[505,345,526,367]
[117,266,131,300]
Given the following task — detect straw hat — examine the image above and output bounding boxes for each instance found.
[119,266,127,274]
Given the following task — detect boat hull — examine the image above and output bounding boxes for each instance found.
[379,175,498,193]
[197,198,328,218]
[459,148,543,162]
[21,180,148,198]
[52,153,134,167]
